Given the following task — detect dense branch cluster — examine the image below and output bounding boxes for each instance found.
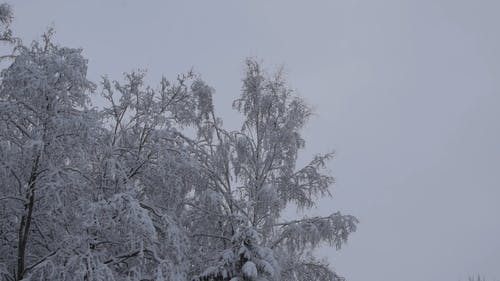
[0,6,357,281]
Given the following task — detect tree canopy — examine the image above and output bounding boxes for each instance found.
[0,6,357,281]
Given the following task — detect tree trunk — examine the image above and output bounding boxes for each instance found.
[16,155,39,281]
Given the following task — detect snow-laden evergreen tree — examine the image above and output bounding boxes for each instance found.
[185,59,358,281]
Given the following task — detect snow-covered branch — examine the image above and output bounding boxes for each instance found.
[273,212,358,251]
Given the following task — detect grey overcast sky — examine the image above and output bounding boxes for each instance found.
[8,1,500,281]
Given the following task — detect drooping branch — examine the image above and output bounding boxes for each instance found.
[272,212,358,251]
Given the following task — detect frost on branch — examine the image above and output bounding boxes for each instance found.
[277,153,335,209]
[281,256,346,281]
[274,213,358,252]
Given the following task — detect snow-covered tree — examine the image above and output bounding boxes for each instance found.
[185,59,357,281]
[0,33,207,280]
[0,7,356,281]
[0,3,18,62]
[88,70,211,281]
[0,31,97,281]
[0,3,12,42]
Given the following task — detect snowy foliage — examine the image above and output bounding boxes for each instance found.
[0,3,12,44]
[0,8,357,281]
[187,59,358,281]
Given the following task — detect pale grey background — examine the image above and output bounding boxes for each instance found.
[8,1,500,281]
